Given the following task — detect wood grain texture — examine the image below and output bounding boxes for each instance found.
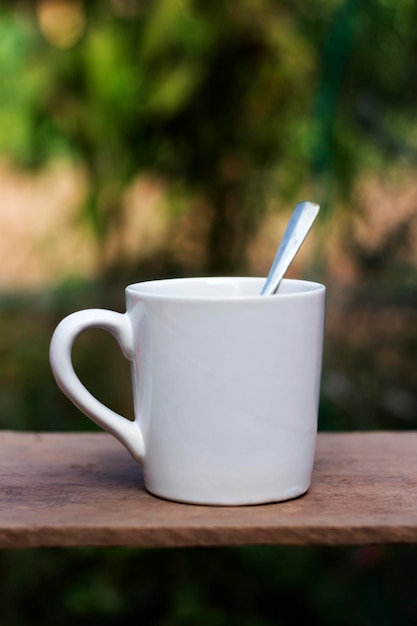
[1,431,417,548]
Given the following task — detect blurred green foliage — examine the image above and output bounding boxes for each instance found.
[2,545,417,625]
[2,1,417,625]
[1,0,417,271]
[1,0,417,432]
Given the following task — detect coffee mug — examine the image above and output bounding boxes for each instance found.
[50,276,326,505]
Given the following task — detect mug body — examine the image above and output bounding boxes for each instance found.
[126,277,325,505]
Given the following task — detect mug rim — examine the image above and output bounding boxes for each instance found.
[126,276,325,302]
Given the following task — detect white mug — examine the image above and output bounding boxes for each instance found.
[50,276,326,505]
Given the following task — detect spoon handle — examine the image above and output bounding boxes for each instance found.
[260,201,320,296]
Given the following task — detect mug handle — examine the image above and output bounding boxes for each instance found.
[49,309,145,463]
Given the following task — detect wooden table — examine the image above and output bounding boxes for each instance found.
[1,430,417,549]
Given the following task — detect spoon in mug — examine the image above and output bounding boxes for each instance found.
[260,201,320,296]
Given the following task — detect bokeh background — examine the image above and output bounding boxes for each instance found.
[1,1,417,624]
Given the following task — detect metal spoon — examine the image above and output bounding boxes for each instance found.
[260,201,320,295]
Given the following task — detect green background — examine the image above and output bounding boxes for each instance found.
[1,1,417,623]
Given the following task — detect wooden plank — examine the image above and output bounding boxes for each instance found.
[1,431,417,548]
